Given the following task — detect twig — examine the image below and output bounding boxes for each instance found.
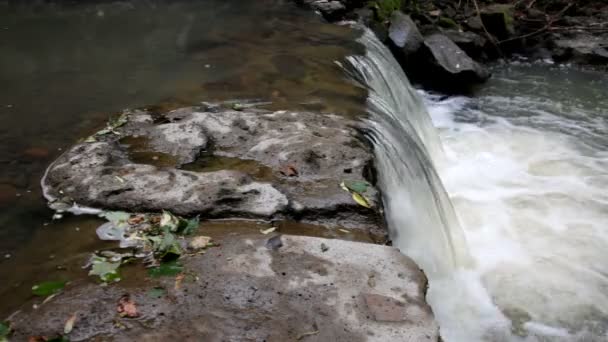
[297,330,320,340]
[497,2,573,44]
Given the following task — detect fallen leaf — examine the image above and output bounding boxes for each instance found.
[338,229,350,234]
[88,255,121,283]
[189,236,211,250]
[260,227,277,235]
[296,330,319,340]
[341,180,369,194]
[64,313,77,334]
[279,164,298,177]
[160,211,179,231]
[117,295,139,318]
[127,215,145,225]
[352,192,371,208]
[27,337,46,342]
[32,281,66,296]
[0,321,10,340]
[100,211,131,227]
[148,260,184,278]
[174,273,185,291]
[429,9,441,17]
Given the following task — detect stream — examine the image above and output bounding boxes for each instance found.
[1,1,608,341]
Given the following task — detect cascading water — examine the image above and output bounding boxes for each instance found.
[346,28,608,341]
[345,29,471,277]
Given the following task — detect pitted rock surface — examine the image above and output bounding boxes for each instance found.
[43,106,383,234]
[9,235,439,341]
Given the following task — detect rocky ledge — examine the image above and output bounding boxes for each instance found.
[9,235,438,341]
[0,102,444,340]
[43,104,385,240]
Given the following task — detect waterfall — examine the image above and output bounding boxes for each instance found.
[345,27,608,342]
[345,29,471,277]
[344,28,503,342]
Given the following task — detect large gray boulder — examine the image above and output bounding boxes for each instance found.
[422,33,490,84]
[9,235,439,341]
[388,11,424,57]
[42,105,384,237]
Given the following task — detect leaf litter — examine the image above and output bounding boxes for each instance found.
[86,210,215,283]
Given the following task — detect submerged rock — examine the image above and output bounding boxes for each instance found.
[9,235,439,341]
[42,106,383,236]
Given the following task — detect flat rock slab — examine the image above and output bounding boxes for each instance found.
[42,105,384,238]
[9,235,438,341]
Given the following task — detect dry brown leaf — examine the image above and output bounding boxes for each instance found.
[127,215,145,225]
[279,164,299,177]
[175,273,185,291]
[64,312,77,334]
[28,337,47,342]
[117,294,139,318]
[189,236,211,250]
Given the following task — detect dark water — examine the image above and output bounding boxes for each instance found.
[0,0,366,316]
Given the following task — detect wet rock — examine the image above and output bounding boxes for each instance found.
[9,235,438,341]
[42,106,383,235]
[421,33,490,89]
[298,0,346,21]
[442,29,487,58]
[388,11,424,57]
[552,35,608,66]
[480,4,514,40]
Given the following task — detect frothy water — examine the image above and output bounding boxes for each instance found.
[349,29,608,341]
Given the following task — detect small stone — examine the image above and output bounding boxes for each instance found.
[4,253,10,259]
[75,227,80,231]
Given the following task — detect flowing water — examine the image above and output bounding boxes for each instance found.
[348,29,608,341]
[2,1,608,341]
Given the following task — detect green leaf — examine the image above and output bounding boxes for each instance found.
[88,255,121,282]
[341,180,370,194]
[0,321,10,338]
[147,287,166,299]
[160,211,179,232]
[32,281,66,296]
[100,211,131,226]
[148,261,183,278]
[47,336,70,342]
[179,216,199,235]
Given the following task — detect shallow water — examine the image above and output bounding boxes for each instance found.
[425,63,608,341]
[0,0,366,317]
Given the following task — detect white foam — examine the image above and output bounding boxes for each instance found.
[424,90,608,341]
